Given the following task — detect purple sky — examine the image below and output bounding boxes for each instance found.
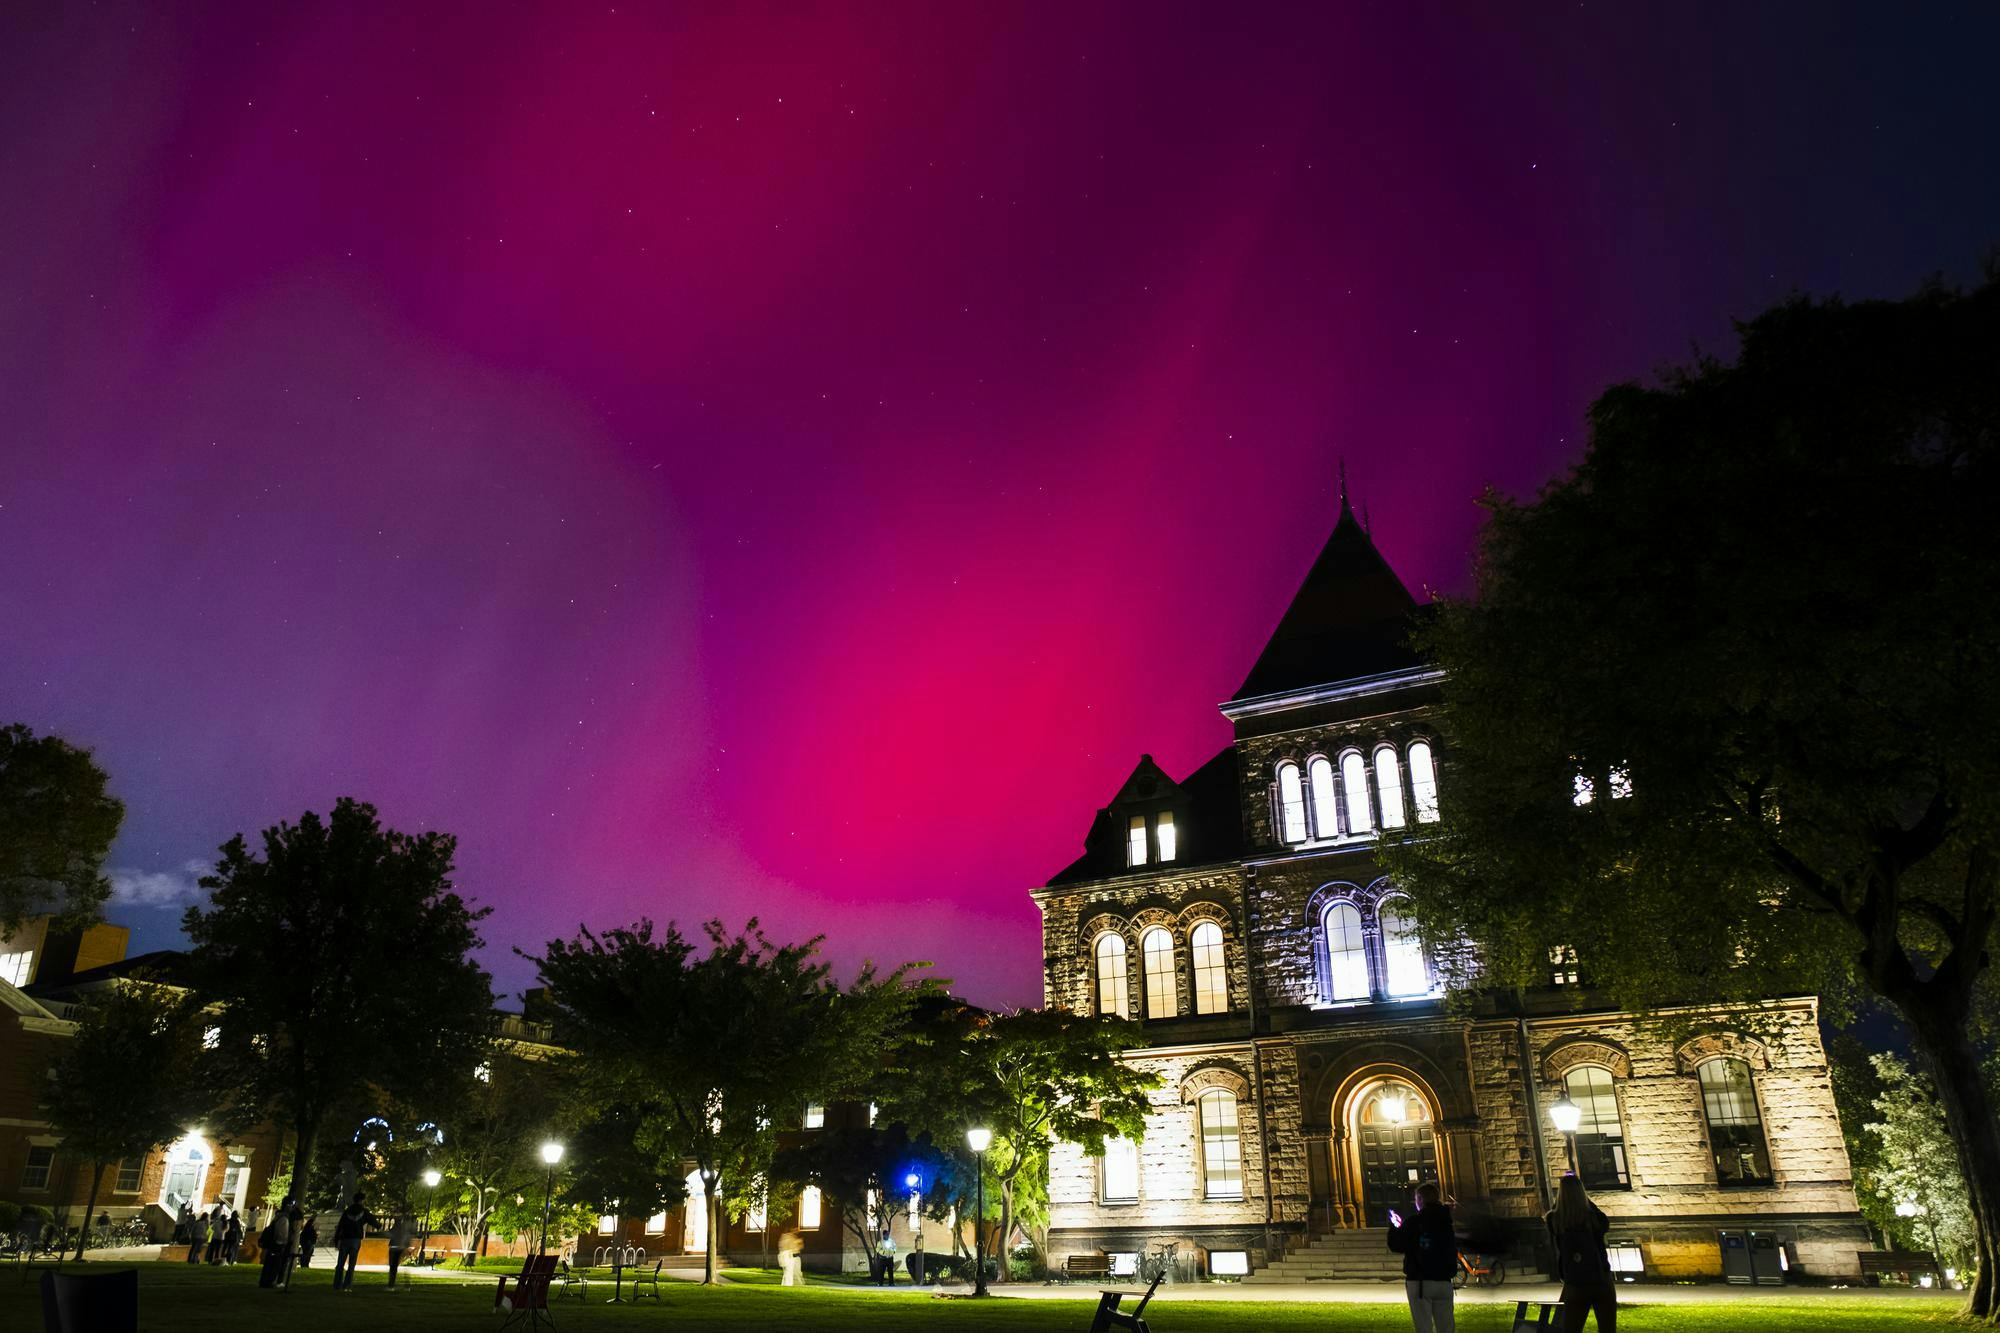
[3,2,1995,1009]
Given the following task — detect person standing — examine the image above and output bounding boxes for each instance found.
[297,1215,318,1268]
[205,1206,228,1264]
[873,1230,897,1286]
[185,1209,210,1264]
[1387,1181,1458,1333]
[257,1198,295,1288]
[386,1212,414,1289]
[777,1230,803,1287]
[174,1203,192,1246]
[332,1193,376,1291]
[1547,1174,1617,1331]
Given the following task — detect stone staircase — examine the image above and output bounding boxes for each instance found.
[1246,1228,1404,1283]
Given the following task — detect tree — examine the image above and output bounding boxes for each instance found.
[1384,274,2000,1316]
[41,982,206,1258]
[771,1122,958,1261]
[527,918,928,1284]
[0,723,124,930]
[181,798,493,1214]
[1866,1052,1985,1275]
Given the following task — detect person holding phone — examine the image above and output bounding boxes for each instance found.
[1387,1181,1458,1333]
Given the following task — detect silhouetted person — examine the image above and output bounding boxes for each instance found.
[297,1215,318,1267]
[1547,1174,1616,1332]
[387,1213,414,1288]
[1388,1181,1458,1333]
[333,1193,377,1290]
[185,1210,209,1264]
[205,1206,227,1264]
[222,1212,244,1265]
[257,1198,296,1288]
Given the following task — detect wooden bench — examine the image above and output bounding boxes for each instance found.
[1512,1299,1563,1331]
[1065,1253,1114,1281]
[1858,1250,1942,1284]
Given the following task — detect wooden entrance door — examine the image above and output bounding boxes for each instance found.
[1358,1121,1438,1227]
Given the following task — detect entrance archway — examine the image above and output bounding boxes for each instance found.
[1349,1078,1438,1227]
[158,1132,213,1216]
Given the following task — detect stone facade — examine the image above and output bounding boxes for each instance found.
[1032,502,1871,1282]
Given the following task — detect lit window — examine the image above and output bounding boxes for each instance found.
[115,1157,143,1192]
[1094,933,1128,1017]
[1607,1242,1645,1275]
[1550,945,1579,985]
[867,1102,878,1126]
[1564,1066,1629,1190]
[1573,773,1595,806]
[1276,763,1308,843]
[1101,1137,1138,1203]
[22,1145,54,1190]
[803,1103,824,1129]
[747,1184,767,1233]
[1155,811,1176,862]
[1209,1250,1250,1277]
[1374,747,1406,828]
[598,1214,617,1235]
[907,1187,919,1225]
[1308,757,1340,839]
[1127,816,1148,867]
[1341,752,1372,835]
[683,1171,707,1253]
[1197,1091,1244,1198]
[1141,928,1177,1020]
[1408,742,1440,823]
[800,1186,822,1229]
[1109,1252,1139,1276]
[1325,903,1369,1001]
[646,1212,667,1234]
[1379,900,1428,997]
[1190,922,1227,1015]
[0,950,32,987]
[1697,1059,1773,1187]
[1609,767,1633,800]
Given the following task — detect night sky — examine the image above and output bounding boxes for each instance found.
[4,3,1995,1009]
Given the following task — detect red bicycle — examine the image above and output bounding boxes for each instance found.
[1453,1250,1507,1287]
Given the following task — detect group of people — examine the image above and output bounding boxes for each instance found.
[1387,1173,1618,1333]
[252,1192,422,1291]
[174,1202,245,1266]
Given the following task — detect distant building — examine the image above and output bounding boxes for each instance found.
[1035,496,1871,1282]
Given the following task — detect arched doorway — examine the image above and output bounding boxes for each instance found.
[158,1132,212,1216]
[1350,1079,1438,1227]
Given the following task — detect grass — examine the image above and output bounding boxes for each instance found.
[1,1260,1967,1331]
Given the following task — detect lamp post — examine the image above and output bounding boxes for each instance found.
[1548,1095,1582,1177]
[421,1168,441,1263]
[966,1127,992,1297]
[538,1142,565,1256]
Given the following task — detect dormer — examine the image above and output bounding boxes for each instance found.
[1046,750,1242,887]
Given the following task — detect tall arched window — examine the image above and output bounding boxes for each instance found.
[1276,762,1308,843]
[1697,1059,1773,1186]
[1190,921,1228,1014]
[1308,756,1340,839]
[1374,746,1407,828]
[1341,751,1372,835]
[1563,1066,1629,1189]
[1408,741,1440,822]
[1141,927,1177,1019]
[1379,898,1428,996]
[1325,902,1369,1001]
[1094,933,1129,1017]
[1197,1090,1244,1199]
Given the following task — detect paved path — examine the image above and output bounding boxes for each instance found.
[983,1280,1961,1306]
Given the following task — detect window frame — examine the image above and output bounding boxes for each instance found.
[1696,1058,1775,1188]
[1196,1090,1245,1200]
[1373,745,1407,829]
[1407,740,1440,823]
[1562,1065,1630,1190]
[1323,901,1370,1002]
[114,1156,144,1193]
[1189,921,1228,1015]
[21,1144,55,1191]
[1307,755,1341,840]
[1140,927,1178,1020]
[1099,1135,1140,1204]
[1377,895,1430,998]
[1339,749,1373,836]
[1275,761,1309,844]
[1093,932,1129,1018]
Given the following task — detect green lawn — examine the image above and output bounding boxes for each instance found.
[2,1261,1966,1331]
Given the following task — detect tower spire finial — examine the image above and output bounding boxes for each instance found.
[1338,457,1350,510]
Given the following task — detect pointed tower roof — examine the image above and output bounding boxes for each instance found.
[1231,494,1425,701]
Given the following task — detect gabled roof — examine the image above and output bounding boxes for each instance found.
[1231,496,1425,701]
[1047,748,1242,887]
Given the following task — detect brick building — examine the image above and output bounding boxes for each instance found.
[1034,497,1871,1282]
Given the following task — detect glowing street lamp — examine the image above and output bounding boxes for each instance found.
[1548,1095,1582,1176]
[538,1141,565,1255]
[421,1168,442,1262]
[966,1127,993,1297]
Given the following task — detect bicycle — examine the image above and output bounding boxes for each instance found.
[1452,1249,1506,1287]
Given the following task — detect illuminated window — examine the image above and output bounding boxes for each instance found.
[1308,757,1340,838]
[115,1157,143,1192]
[1408,742,1440,823]
[1210,1250,1250,1276]
[1379,899,1428,997]
[747,1184,767,1233]
[1197,1091,1244,1199]
[1573,773,1596,805]
[597,1214,617,1236]
[1155,811,1176,862]
[1609,767,1633,800]
[1341,752,1372,835]
[1564,1066,1628,1190]
[683,1171,707,1253]
[803,1103,824,1129]
[1550,945,1579,986]
[0,950,32,987]
[1141,928,1177,1019]
[1127,816,1148,867]
[1094,933,1128,1017]
[1325,903,1369,1001]
[799,1186,822,1229]
[1190,922,1227,1015]
[1101,1137,1138,1203]
[1697,1059,1773,1187]
[867,1102,878,1126]
[22,1145,54,1190]
[646,1212,667,1234]
[1374,747,1406,828]
[1276,763,1308,843]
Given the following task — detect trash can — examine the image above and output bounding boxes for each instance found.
[1719,1230,1754,1283]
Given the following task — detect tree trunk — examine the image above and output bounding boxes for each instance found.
[995,1176,1016,1285]
[73,1160,103,1261]
[290,1115,318,1213]
[703,1170,720,1285]
[1904,993,2000,1321]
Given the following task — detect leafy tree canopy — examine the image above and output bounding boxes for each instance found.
[0,723,124,930]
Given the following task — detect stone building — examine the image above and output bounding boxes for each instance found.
[1035,497,1871,1282]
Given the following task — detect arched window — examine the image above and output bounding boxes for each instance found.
[1379,898,1428,997]
[1094,933,1129,1017]
[1563,1066,1629,1189]
[1276,762,1308,843]
[1196,1090,1244,1199]
[1341,751,1372,835]
[1141,927,1177,1019]
[1374,746,1407,829]
[1408,741,1440,823]
[1697,1059,1773,1186]
[1190,921,1228,1015]
[1308,756,1340,839]
[1324,902,1369,1001]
